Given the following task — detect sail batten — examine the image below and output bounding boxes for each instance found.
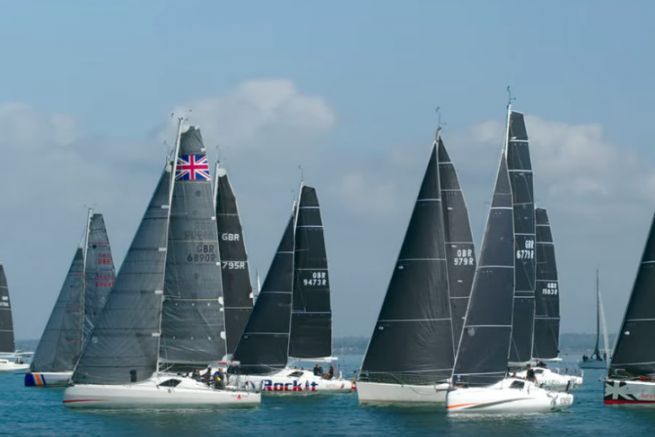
[452,155,514,386]
[360,143,454,385]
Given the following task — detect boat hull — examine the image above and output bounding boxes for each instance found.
[604,379,655,405]
[25,371,72,387]
[447,378,574,414]
[0,360,30,373]
[513,368,583,392]
[357,381,448,404]
[63,375,261,408]
[230,368,355,395]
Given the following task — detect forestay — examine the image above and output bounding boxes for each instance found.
[231,210,295,375]
[532,208,560,360]
[452,155,514,386]
[214,165,253,356]
[360,144,453,385]
[610,212,655,378]
[160,127,225,370]
[31,249,85,372]
[288,185,333,359]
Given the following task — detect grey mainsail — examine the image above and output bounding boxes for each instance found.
[532,208,560,360]
[360,144,453,385]
[506,110,536,365]
[288,185,333,359]
[609,212,655,378]
[231,209,295,374]
[214,164,253,356]
[0,264,16,354]
[160,127,225,371]
[72,164,172,385]
[31,249,85,372]
[452,155,514,386]
[83,213,116,338]
[438,136,476,349]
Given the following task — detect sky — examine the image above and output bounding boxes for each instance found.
[1,1,654,343]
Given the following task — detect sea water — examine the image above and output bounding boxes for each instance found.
[2,355,654,435]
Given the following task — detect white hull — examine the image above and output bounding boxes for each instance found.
[604,378,655,405]
[513,367,583,392]
[357,381,449,404]
[25,371,72,387]
[0,359,30,373]
[447,378,574,414]
[230,368,354,395]
[63,374,261,408]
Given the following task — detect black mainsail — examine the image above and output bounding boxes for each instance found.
[30,249,85,373]
[73,164,173,385]
[532,208,560,360]
[160,127,225,370]
[360,144,453,385]
[438,136,476,348]
[288,185,333,359]
[452,155,514,386]
[609,212,655,378]
[506,110,537,365]
[214,164,253,356]
[83,213,116,338]
[231,209,296,374]
[0,264,16,354]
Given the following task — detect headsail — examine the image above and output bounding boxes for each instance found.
[610,212,655,378]
[0,264,16,354]
[360,144,453,385]
[73,164,172,385]
[231,209,295,374]
[506,110,537,365]
[83,213,116,338]
[532,208,560,360]
[438,136,476,349]
[288,185,333,359]
[160,127,225,371]
[214,164,253,356]
[31,249,85,372]
[452,155,514,386]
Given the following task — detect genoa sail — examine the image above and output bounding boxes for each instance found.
[160,127,226,371]
[532,208,560,360]
[214,164,253,356]
[73,164,172,385]
[438,136,476,349]
[31,249,85,372]
[506,110,537,365]
[609,212,655,378]
[231,209,295,375]
[360,143,453,385]
[452,155,514,386]
[83,213,116,338]
[288,185,333,359]
[0,264,16,354]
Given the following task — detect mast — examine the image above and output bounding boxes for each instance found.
[594,269,601,358]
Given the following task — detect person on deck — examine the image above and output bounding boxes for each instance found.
[325,365,335,380]
[313,364,323,376]
[526,364,537,383]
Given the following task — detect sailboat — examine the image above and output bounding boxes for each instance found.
[0,264,30,373]
[63,124,260,408]
[604,212,655,405]
[515,208,583,390]
[357,131,475,404]
[579,269,611,369]
[446,114,573,414]
[26,212,116,387]
[214,163,254,357]
[229,184,354,394]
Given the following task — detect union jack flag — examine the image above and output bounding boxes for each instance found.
[176,154,211,181]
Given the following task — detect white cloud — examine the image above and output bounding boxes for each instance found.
[331,171,399,217]
[0,102,80,149]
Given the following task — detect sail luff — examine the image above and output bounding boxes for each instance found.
[593,270,601,357]
[0,265,16,354]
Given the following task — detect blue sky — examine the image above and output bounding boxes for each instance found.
[1,1,654,342]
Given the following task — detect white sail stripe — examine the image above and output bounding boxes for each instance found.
[398,258,446,261]
[625,318,655,322]
[296,225,323,229]
[537,242,554,245]
[515,232,535,236]
[491,207,513,210]
[465,324,511,328]
[509,139,529,143]
[440,189,461,192]
[417,198,441,202]
[225,307,254,310]
[534,316,560,320]
[292,311,331,314]
[300,206,320,209]
[641,260,655,264]
[514,296,535,299]
[450,296,469,299]
[445,241,474,244]
[378,318,451,322]
[243,332,289,335]
[295,268,328,271]
[278,251,294,254]
[478,265,513,269]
